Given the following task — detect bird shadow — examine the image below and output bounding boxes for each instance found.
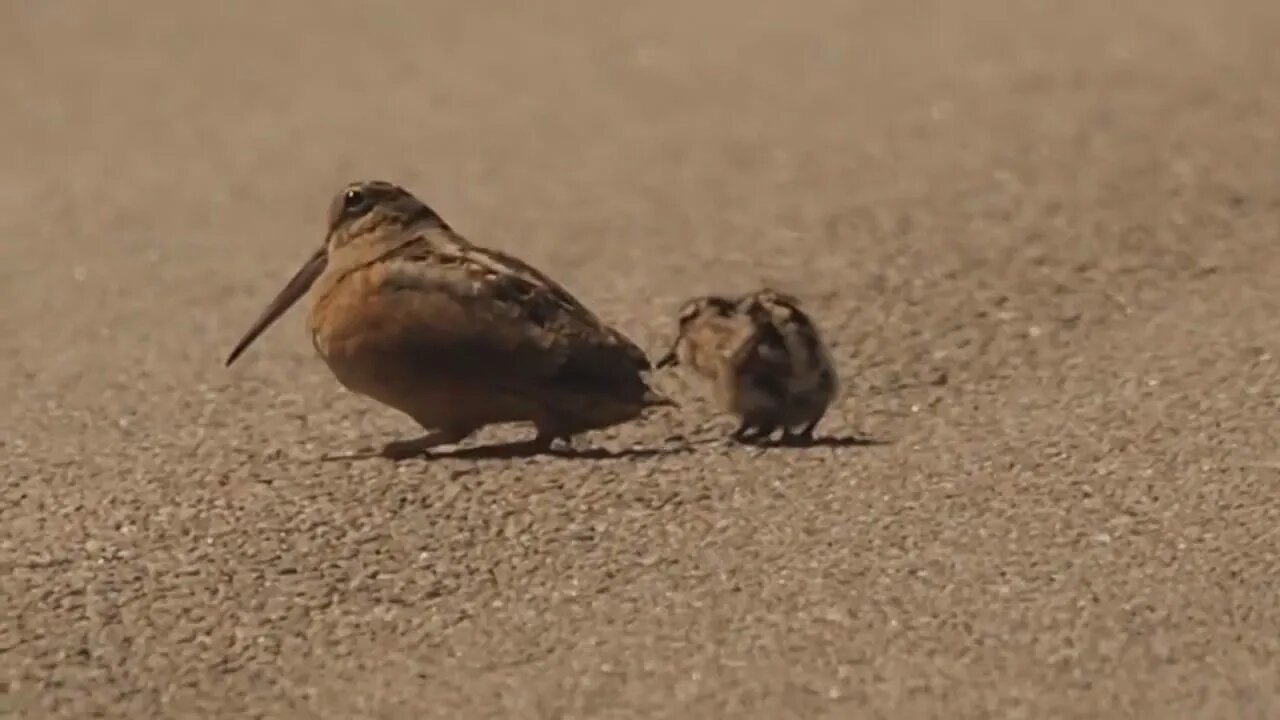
[315,431,885,464]
[778,434,890,449]
[701,433,891,450]
[318,438,696,464]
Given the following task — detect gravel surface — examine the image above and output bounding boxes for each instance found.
[4,1,1280,718]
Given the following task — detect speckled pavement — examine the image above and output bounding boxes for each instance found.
[4,2,1280,717]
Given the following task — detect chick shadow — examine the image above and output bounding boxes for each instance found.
[784,434,889,449]
[714,433,890,451]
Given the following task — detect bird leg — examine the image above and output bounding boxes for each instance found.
[379,425,476,459]
[750,422,779,444]
[532,422,580,452]
[732,418,779,444]
[781,421,819,446]
[476,424,563,458]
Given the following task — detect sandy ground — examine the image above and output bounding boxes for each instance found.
[4,1,1280,718]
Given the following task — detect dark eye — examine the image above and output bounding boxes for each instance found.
[741,299,769,321]
[343,188,367,212]
[706,297,736,315]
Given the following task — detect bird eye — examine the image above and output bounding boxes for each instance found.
[343,188,367,212]
[708,297,736,315]
[326,184,383,233]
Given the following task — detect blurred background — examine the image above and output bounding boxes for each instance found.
[4,1,1279,717]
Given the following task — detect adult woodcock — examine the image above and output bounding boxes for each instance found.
[225,180,672,458]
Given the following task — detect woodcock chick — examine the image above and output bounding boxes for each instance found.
[226,180,672,458]
[656,289,838,444]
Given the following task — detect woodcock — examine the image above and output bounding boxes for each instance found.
[737,289,839,441]
[226,180,672,458]
[656,289,837,444]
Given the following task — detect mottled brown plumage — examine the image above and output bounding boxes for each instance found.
[226,180,670,458]
[657,289,837,443]
[735,289,838,442]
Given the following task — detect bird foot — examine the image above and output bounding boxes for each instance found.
[378,438,436,460]
[732,423,778,445]
[779,430,816,447]
[374,428,475,460]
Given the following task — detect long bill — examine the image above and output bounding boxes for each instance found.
[225,246,328,367]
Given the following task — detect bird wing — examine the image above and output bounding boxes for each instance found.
[366,228,653,397]
[729,321,793,400]
[458,242,653,370]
